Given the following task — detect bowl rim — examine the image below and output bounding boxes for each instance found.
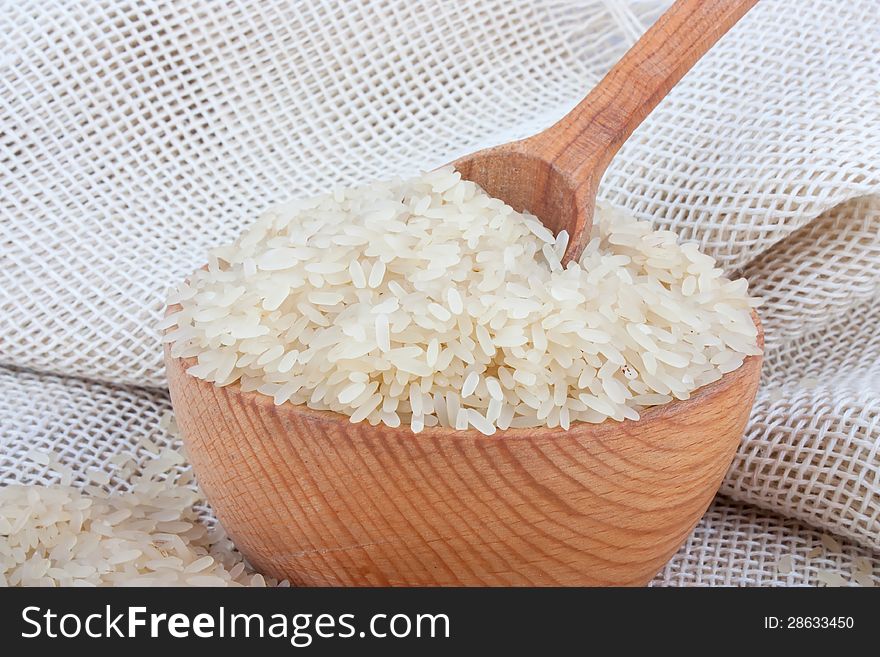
[165,305,762,443]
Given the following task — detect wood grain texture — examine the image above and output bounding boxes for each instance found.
[165,315,763,587]
[455,0,758,264]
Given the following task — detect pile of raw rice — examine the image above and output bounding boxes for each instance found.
[0,414,281,587]
[163,167,761,434]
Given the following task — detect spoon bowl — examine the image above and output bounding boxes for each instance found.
[165,314,761,586]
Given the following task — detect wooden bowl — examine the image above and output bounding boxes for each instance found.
[166,315,762,586]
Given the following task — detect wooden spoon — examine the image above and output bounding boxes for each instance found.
[455,0,758,264]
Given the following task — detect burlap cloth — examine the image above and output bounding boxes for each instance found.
[1,0,878,585]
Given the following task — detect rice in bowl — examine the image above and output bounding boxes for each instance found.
[162,167,760,435]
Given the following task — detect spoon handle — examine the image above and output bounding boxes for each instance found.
[530,0,757,200]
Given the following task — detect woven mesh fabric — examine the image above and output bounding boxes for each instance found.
[0,367,175,492]
[2,0,879,584]
[653,497,879,587]
[722,292,880,549]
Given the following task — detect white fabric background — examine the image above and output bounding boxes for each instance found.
[1,0,878,585]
